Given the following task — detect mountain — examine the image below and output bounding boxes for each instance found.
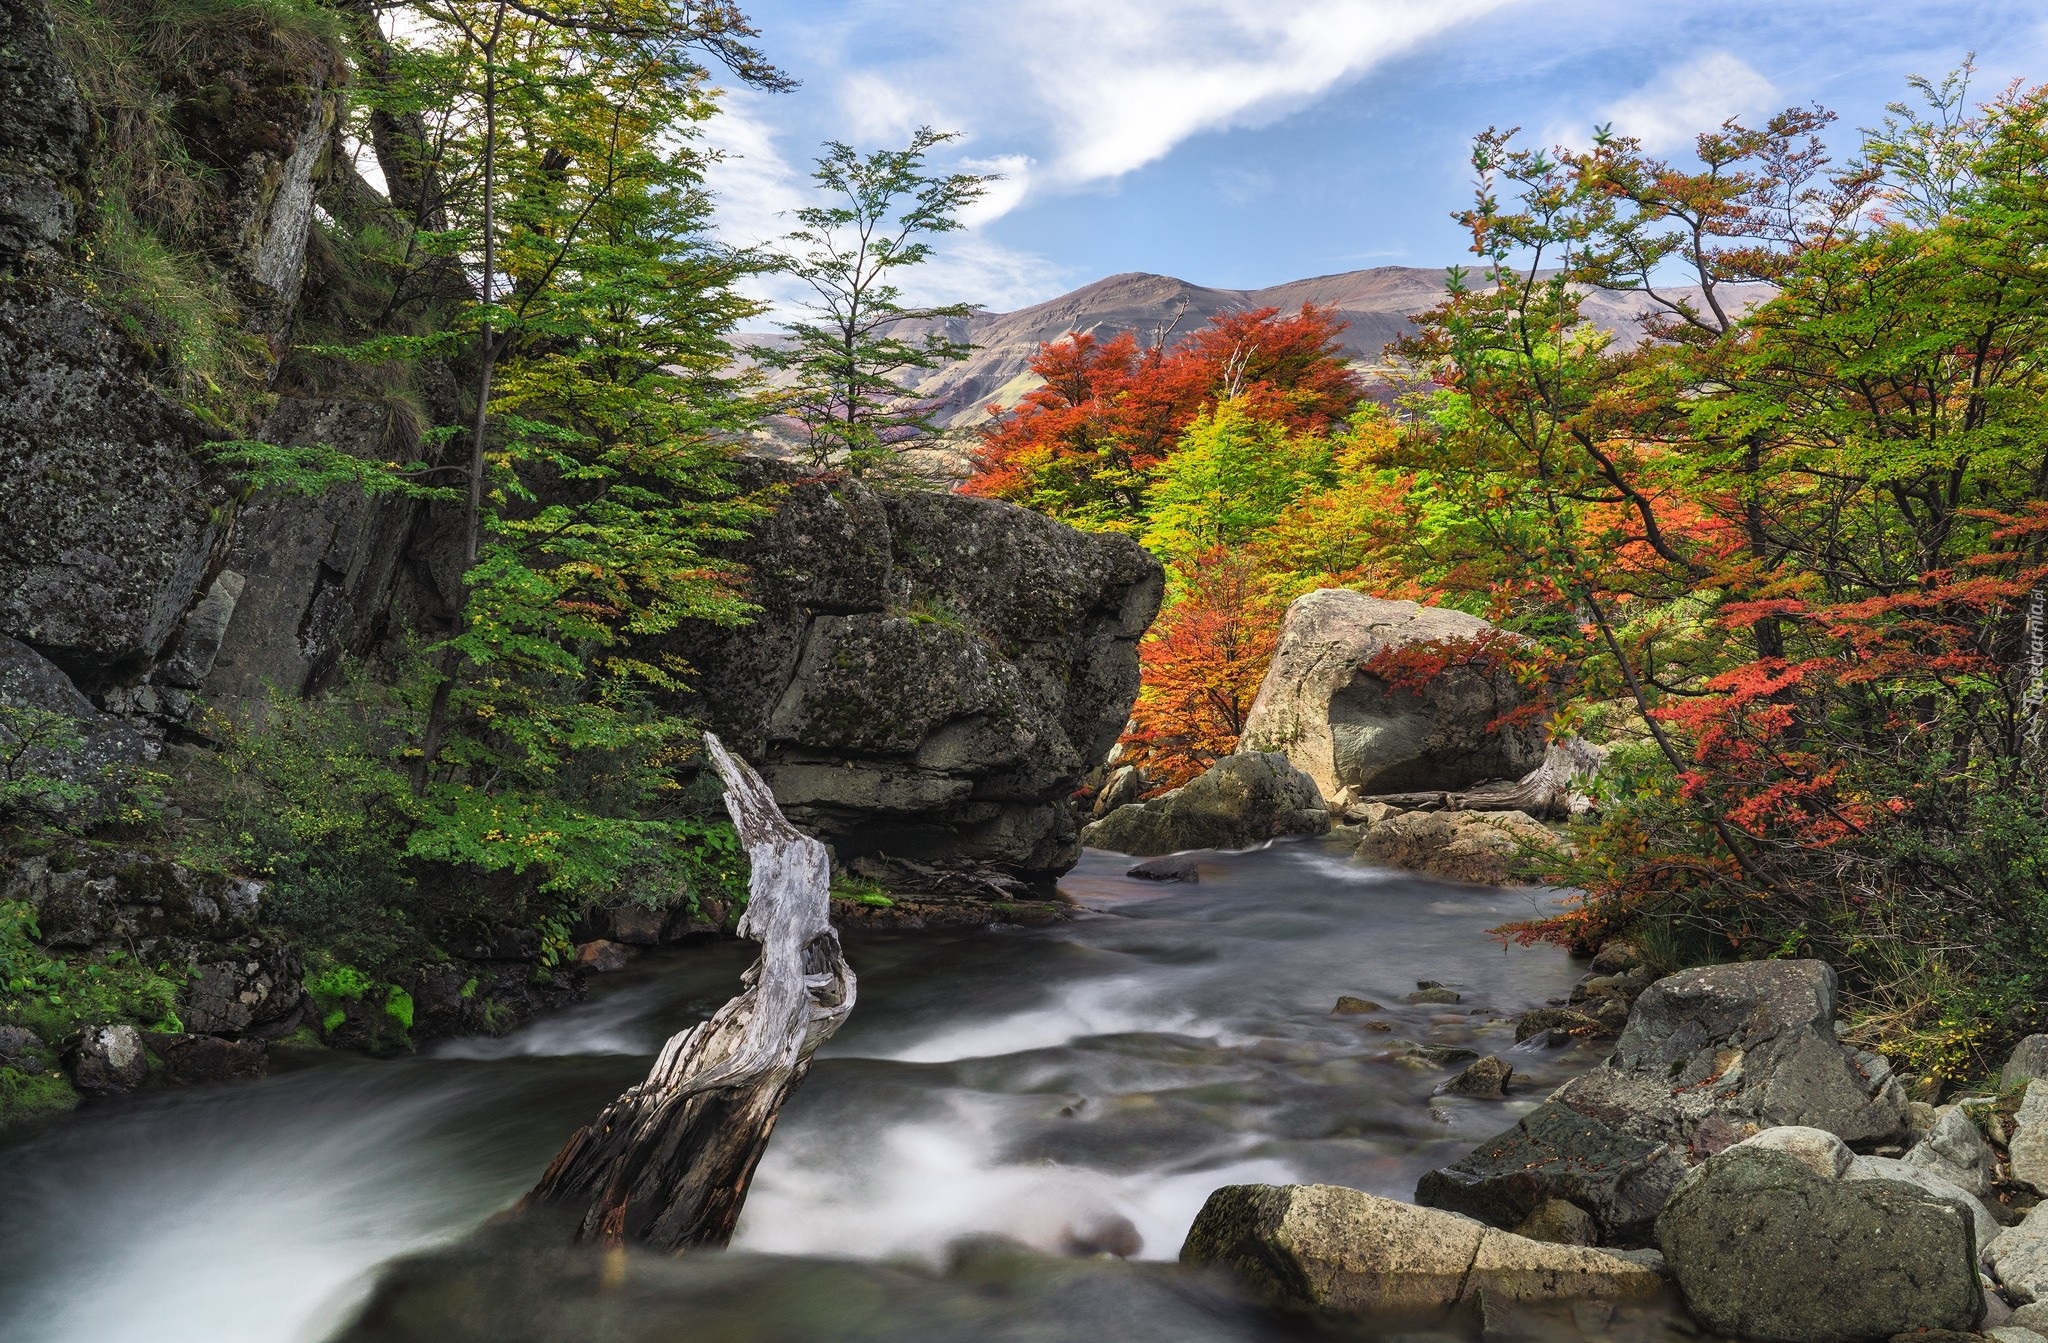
[743,265,1766,439]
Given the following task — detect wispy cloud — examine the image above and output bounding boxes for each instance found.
[1006,0,1522,187]
[1596,51,1780,151]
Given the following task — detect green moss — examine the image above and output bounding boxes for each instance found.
[0,899,186,1040]
[459,976,478,1000]
[0,1067,79,1127]
[831,875,894,909]
[383,984,414,1031]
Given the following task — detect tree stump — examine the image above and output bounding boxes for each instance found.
[522,732,855,1252]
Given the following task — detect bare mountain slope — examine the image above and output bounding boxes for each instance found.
[745,265,1763,436]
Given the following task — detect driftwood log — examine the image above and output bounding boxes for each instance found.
[1353,739,1606,820]
[522,732,855,1253]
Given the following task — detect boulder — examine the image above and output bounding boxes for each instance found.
[0,0,89,270]
[1235,589,1549,807]
[6,851,263,960]
[1180,1183,1663,1316]
[1657,1145,1983,1343]
[178,948,304,1037]
[144,1033,267,1085]
[1435,1055,1513,1098]
[573,940,632,973]
[67,1024,148,1094]
[1905,1105,1998,1198]
[0,1025,46,1073]
[1736,1125,1852,1178]
[2011,1082,2048,1195]
[1354,808,1560,884]
[2007,1037,2048,1092]
[1847,1154,2002,1251]
[1126,854,1199,882]
[1993,1212,2048,1305]
[1079,753,1328,856]
[659,469,1162,887]
[1092,764,1147,819]
[1414,1100,1688,1246]
[1514,1007,1606,1043]
[0,284,233,678]
[1514,1198,1598,1246]
[1553,960,1910,1148]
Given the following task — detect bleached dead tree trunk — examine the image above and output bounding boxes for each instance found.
[522,733,855,1252]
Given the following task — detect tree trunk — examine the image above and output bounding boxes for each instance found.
[521,732,855,1252]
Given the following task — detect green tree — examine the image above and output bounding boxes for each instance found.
[1140,397,1332,569]
[762,129,993,477]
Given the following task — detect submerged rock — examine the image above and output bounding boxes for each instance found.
[1435,1055,1512,1098]
[1125,854,1199,882]
[1656,1145,1983,1343]
[1235,589,1550,809]
[1181,1182,1663,1316]
[1079,753,1328,856]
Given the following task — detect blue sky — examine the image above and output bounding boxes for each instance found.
[704,1,2048,314]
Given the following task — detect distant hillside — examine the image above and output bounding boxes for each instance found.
[743,265,1764,436]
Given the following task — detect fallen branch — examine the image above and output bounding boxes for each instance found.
[521,732,855,1252]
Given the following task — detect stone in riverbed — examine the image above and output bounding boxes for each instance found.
[1414,1100,1687,1246]
[1079,752,1329,856]
[1435,1055,1512,1098]
[573,939,632,973]
[67,1023,147,1094]
[1513,1007,1605,1042]
[1354,808,1563,885]
[1180,1183,1663,1316]
[1514,1198,1597,1246]
[1125,854,1199,882]
[1656,1146,1983,1343]
[144,1032,267,1085]
[1330,996,1383,1015]
[1846,1154,2002,1251]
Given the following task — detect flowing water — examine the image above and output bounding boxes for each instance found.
[0,839,1630,1343]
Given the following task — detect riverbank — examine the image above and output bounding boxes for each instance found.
[0,839,1604,1342]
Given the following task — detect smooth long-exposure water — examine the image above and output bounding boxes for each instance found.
[0,839,1610,1343]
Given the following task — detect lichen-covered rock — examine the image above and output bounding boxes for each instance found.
[1236,589,1549,806]
[1657,1146,1983,1343]
[67,1024,148,1094]
[656,468,1161,886]
[4,850,263,960]
[1415,1099,1688,1246]
[1992,1209,2048,1305]
[1181,1182,1663,1316]
[178,947,303,1037]
[0,284,233,675]
[1555,960,1910,1149]
[1079,752,1329,855]
[0,0,89,270]
[1847,1154,2002,1251]
[2011,1082,2048,1196]
[1354,807,1560,884]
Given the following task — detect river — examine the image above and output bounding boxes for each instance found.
[0,838,1612,1343]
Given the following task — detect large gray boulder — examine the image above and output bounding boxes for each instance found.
[1235,589,1548,808]
[1414,1099,1688,1246]
[658,471,1162,886]
[1905,1104,1999,1198]
[1181,1183,1663,1316]
[1657,1145,1983,1343]
[2011,1081,2048,1195]
[1553,960,1909,1148]
[1078,753,1329,856]
[1991,1209,2048,1304]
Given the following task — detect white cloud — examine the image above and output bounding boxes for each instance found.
[1596,51,1779,151]
[836,71,938,145]
[1006,0,1521,186]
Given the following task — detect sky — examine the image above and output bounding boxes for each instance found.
[703,1,2048,317]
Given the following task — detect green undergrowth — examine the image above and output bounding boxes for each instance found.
[0,899,186,1043]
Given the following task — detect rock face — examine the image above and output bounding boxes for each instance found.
[660,472,1162,885]
[1656,1145,1983,1343]
[1235,590,1549,808]
[1181,1183,1664,1317]
[1353,808,1559,884]
[1078,752,1329,856]
[0,0,89,271]
[0,285,234,680]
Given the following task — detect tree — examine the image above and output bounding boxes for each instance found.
[1141,398,1332,568]
[964,304,1363,533]
[760,129,994,476]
